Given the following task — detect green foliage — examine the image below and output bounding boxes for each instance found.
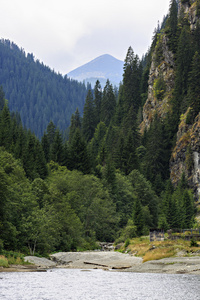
[190,239,198,247]
[0,39,88,138]
[0,0,199,252]
[153,76,166,100]
[124,238,130,248]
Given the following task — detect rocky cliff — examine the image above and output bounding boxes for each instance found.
[141,0,200,200]
[170,109,200,200]
[178,0,199,31]
[170,0,200,199]
[140,33,175,133]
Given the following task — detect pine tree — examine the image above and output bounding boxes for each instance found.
[166,0,178,52]
[69,108,81,144]
[132,197,144,236]
[34,140,48,179]
[94,80,102,126]
[187,52,200,120]
[69,128,90,174]
[100,80,116,126]
[121,130,138,175]
[144,115,166,187]
[122,47,142,118]
[173,26,193,117]
[0,85,5,111]
[82,89,95,142]
[41,132,50,162]
[46,121,56,146]
[0,104,12,150]
[183,190,194,228]
[22,132,37,180]
[50,129,64,165]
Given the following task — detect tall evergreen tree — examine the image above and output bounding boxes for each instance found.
[187,51,200,120]
[82,89,95,142]
[101,80,116,126]
[94,80,102,126]
[166,0,178,52]
[0,104,12,150]
[69,108,81,144]
[132,197,144,236]
[50,129,65,165]
[122,47,142,118]
[0,85,5,111]
[69,128,90,174]
[173,25,193,117]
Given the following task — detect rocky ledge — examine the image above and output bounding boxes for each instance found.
[1,252,200,274]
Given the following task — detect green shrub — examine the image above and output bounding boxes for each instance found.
[0,256,9,267]
[190,239,198,247]
[124,238,130,248]
[153,77,166,101]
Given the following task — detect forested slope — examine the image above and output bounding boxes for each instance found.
[0,0,199,256]
[0,39,88,138]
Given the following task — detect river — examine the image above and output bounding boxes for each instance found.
[0,269,200,300]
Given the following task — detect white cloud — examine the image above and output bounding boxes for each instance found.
[1,0,170,73]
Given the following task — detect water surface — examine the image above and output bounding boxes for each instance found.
[0,269,200,300]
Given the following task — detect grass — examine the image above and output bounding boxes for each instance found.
[0,251,29,267]
[0,255,9,268]
[118,236,200,262]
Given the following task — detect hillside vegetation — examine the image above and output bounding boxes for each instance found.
[0,0,200,256]
[0,39,89,138]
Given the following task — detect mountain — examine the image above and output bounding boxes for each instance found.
[67,54,124,88]
[0,39,88,138]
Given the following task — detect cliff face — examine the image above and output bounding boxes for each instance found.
[170,1,200,198]
[178,0,199,31]
[140,34,175,133]
[140,0,200,198]
[170,110,200,200]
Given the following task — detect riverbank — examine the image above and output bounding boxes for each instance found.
[1,251,199,275]
[1,237,200,274]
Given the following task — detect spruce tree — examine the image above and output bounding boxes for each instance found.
[50,129,65,165]
[94,80,102,126]
[173,25,193,117]
[167,0,178,52]
[188,52,200,120]
[0,104,12,150]
[132,197,144,236]
[69,128,90,174]
[0,85,5,111]
[82,89,95,142]
[41,132,50,162]
[122,47,142,118]
[69,108,81,144]
[101,80,116,126]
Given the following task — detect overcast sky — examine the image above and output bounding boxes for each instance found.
[1,0,170,74]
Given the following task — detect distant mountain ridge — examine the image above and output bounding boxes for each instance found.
[67,54,124,87]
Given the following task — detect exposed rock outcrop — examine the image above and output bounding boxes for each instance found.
[140,33,175,133]
[170,110,200,200]
[178,0,200,31]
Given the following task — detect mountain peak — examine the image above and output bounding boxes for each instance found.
[67,54,124,87]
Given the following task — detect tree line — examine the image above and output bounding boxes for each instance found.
[0,0,198,255]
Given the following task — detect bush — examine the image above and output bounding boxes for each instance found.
[190,239,198,247]
[124,238,130,248]
[153,77,166,101]
[0,255,9,267]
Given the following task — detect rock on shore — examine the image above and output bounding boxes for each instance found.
[125,256,200,275]
[2,252,200,274]
[50,251,142,270]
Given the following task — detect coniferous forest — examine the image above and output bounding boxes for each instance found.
[0,0,199,255]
